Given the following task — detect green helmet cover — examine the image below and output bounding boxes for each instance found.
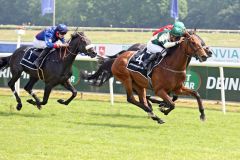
[170,27,184,37]
[173,21,186,30]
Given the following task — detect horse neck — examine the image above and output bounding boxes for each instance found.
[61,46,78,68]
[164,44,189,71]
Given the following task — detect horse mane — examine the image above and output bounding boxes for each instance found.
[71,31,85,38]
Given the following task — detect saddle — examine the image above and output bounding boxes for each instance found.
[20,47,54,80]
[127,48,163,79]
[20,47,43,70]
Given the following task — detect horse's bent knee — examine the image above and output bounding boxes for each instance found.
[73,91,77,97]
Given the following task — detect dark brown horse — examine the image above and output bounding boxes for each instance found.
[85,32,209,124]
[0,32,96,110]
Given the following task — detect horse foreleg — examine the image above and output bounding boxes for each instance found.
[175,86,205,121]
[39,84,52,107]
[58,80,77,105]
[156,90,175,115]
[24,77,41,109]
[8,73,22,111]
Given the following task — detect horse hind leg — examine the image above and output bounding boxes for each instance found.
[156,90,175,115]
[123,78,164,124]
[8,72,23,110]
[24,77,41,109]
[58,80,77,105]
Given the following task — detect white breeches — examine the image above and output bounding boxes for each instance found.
[33,38,47,49]
[146,41,164,54]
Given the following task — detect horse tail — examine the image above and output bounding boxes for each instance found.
[106,50,126,59]
[81,58,115,87]
[0,56,11,70]
[81,45,144,87]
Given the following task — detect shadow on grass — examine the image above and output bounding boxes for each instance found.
[0,111,46,118]
[89,113,147,119]
[68,121,160,129]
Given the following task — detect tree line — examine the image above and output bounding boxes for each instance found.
[0,0,239,29]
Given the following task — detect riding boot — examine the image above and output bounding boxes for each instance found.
[142,52,159,68]
[34,48,51,67]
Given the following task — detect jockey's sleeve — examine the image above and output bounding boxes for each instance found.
[44,31,55,48]
[60,38,65,44]
[163,41,177,48]
[158,32,178,49]
[44,37,54,48]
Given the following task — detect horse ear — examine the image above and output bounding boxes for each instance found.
[184,30,191,37]
[193,28,197,34]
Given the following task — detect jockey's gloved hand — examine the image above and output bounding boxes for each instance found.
[59,43,69,47]
[178,37,185,44]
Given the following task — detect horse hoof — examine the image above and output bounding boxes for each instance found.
[159,107,168,115]
[16,103,22,111]
[27,99,36,105]
[36,105,42,110]
[200,115,206,121]
[57,99,68,105]
[57,99,65,104]
[158,119,165,124]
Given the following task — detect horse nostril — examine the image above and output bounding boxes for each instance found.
[202,56,207,61]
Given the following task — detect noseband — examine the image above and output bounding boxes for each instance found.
[185,35,203,57]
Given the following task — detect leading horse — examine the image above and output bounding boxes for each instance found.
[84,32,209,124]
[0,32,96,110]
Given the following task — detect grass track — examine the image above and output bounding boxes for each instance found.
[0,93,239,160]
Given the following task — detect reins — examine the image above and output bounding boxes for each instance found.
[160,34,201,74]
[60,33,82,59]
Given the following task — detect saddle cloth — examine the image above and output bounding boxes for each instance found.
[127,49,163,79]
[20,47,42,70]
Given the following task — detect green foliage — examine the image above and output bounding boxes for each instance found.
[0,0,238,29]
[185,0,240,29]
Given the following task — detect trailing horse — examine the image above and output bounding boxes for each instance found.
[81,43,146,86]
[82,32,209,124]
[0,32,97,110]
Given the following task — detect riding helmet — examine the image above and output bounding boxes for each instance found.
[56,24,68,34]
[170,26,184,37]
[173,21,186,30]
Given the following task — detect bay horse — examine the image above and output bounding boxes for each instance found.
[84,32,209,124]
[0,32,97,110]
[81,33,212,87]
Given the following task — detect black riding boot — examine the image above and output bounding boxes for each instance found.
[34,48,51,67]
[142,52,159,68]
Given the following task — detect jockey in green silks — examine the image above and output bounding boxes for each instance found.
[143,21,186,68]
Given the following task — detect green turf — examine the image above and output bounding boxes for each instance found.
[0,29,239,47]
[0,95,239,160]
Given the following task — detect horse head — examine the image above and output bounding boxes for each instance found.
[184,32,208,62]
[69,32,97,58]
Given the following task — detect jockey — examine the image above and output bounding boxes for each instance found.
[142,21,186,68]
[33,24,69,67]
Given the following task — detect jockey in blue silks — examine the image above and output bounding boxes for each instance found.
[33,24,69,67]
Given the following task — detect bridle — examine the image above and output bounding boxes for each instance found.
[160,34,204,74]
[60,33,94,59]
[185,34,203,58]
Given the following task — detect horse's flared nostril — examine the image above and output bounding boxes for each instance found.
[201,56,208,61]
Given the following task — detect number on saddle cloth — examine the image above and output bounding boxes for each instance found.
[20,48,43,70]
[127,49,153,79]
